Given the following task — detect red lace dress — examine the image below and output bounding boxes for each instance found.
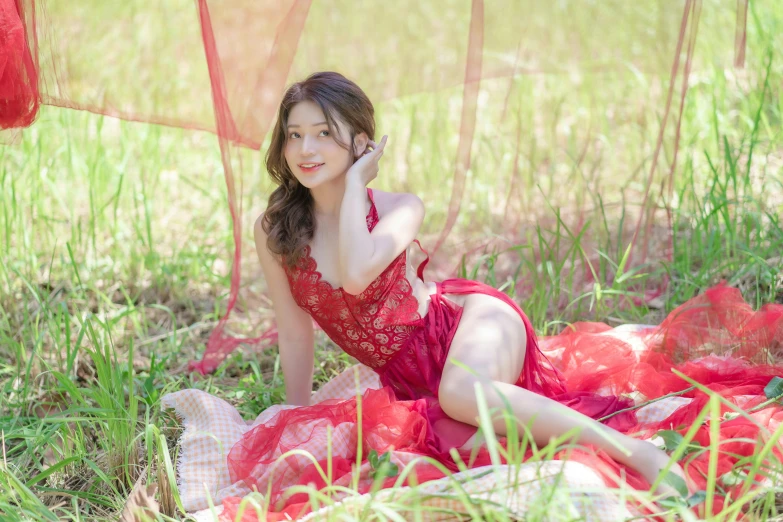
[276,188,637,454]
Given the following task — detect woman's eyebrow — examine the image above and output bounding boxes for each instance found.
[286,121,328,129]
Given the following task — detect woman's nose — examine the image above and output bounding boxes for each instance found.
[301,135,316,155]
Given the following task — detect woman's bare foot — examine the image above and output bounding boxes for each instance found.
[633,440,689,498]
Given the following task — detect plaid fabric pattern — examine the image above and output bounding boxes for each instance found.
[161,365,382,512]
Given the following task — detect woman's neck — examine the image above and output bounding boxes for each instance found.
[310,176,348,217]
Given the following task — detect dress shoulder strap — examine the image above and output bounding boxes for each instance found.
[366,188,379,228]
[413,239,430,281]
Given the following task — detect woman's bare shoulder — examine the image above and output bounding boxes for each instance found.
[253,212,268,240]
[370,189,424,217]
[253,212,279,261]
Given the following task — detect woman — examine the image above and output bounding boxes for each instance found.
[240,70,686,499]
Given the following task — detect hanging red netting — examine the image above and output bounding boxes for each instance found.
[2,0,751,373]
[9,3,781,518]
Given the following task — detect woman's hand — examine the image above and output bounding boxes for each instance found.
[346,135,388,187]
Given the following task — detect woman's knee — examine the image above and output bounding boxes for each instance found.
[438,369,483,424]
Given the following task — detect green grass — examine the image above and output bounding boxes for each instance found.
[2,0,783,520]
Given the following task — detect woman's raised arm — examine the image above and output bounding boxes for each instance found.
[254,214,315,406]
[339,185,425,295]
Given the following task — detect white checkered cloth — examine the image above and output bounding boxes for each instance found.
[161,325,693,521]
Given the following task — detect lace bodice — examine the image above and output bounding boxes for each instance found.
[283,189,426,368]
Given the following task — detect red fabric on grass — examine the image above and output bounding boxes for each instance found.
[221,283,782,520]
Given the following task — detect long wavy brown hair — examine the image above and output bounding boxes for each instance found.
[262,71,376,267]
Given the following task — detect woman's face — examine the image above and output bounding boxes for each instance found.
[284,100,363,189]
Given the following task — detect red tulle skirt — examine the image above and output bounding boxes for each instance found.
[222,282,783,521]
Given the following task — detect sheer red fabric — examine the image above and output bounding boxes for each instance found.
[223,287,783,520]
[550,284,783,401]
[2,0,751,373]
[0,0,38,128]
[4,3,779,518]
[223,387,640,522]
[224,387,461,521]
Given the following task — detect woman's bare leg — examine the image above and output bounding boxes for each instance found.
[437,293,687,497]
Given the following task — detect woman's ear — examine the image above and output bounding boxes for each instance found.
[353,133,369,158]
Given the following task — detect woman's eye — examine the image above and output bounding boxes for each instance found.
[289,131,328,139]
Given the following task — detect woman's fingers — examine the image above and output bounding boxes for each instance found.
[366,136,388,154]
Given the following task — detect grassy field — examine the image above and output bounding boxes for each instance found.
[2,1,783,520]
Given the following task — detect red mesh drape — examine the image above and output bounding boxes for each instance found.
[7,3,781,519]
[2,0,750,372]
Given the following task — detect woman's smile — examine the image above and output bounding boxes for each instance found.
[298,162,324,173]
